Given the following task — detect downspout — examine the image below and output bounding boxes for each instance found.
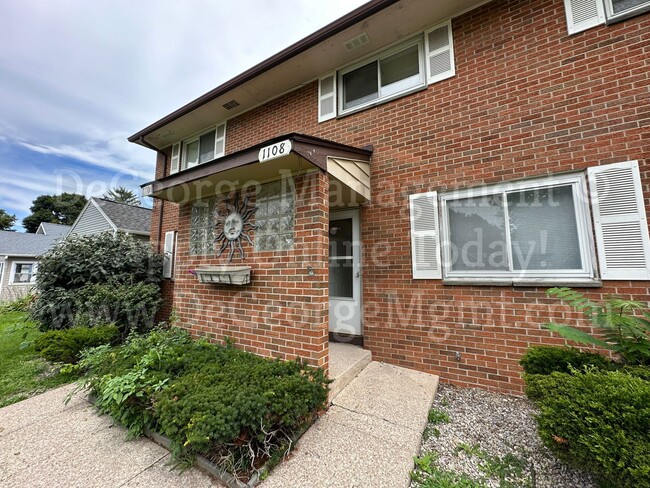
[138,136,167,254]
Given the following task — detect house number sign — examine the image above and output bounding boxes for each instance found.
[258,140,292,163]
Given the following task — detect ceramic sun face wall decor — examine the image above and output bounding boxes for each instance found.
[214,192,257,262]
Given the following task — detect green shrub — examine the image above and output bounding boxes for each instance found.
[0,293,35,313]
[31,232,163,330]
[34,324,119,364]
[75,283,162,333]
[520,346,615,375]
[76,328,328,479]
[543,287,650,365]
[525,369,650,487]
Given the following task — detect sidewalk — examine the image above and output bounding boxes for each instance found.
[0,362,438,488]
[262,361,439,488]
[0,385,222,488]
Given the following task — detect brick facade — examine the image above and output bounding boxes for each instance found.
[150,0,650,394]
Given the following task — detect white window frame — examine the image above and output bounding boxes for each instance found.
[440,173,596,283]
[604,0,650,20]
[338,36,426,116]
[180,122,226,171]
[9,261,38,285]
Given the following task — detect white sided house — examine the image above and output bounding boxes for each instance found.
[69,198,152,241]
[0,223,71,303]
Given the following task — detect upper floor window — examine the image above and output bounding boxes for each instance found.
[169,122,226,174]
[564,0,650,34]
[318,20,455,122]
[339,39,425,114]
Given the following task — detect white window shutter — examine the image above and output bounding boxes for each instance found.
[409,191,442,279]
[170,143,181,175]
[563,0,605,35]
[424,21,455,85]
[163,231,175,279]
[318,73,337,122]
[588,161,650,280]
[214,122,226,158]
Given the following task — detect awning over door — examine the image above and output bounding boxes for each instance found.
[141,133,372,205]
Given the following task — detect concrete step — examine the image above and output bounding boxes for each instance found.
[327,342,372,403]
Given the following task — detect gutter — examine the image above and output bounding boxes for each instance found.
[127,0,400,145]
[137,135,167,253]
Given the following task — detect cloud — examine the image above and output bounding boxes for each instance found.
[0,0,367,228]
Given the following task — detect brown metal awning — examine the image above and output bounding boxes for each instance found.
[141,133,372,204]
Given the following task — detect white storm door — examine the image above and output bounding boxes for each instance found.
[329,209,362,337]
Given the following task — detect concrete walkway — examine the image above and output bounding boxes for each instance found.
[0,361,438,488]
[0,385,223,488]
[262,361,439,488]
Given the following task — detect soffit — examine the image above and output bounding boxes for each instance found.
[135,0,489,150]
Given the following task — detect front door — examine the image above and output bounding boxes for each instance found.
[329,209,362,339]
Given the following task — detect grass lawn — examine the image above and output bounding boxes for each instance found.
[0,311,74,408]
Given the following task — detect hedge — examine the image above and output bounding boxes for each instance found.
[34,324,119,364]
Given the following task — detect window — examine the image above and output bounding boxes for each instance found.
[564,0,650,34]
[606,0,650,18]
[440,174,595,281]
[190,198,215,255]
[255,180,294,251]
[11,263,36,284]
[176,123,226,173]
[339,38,425,114]
[320,21,454,120]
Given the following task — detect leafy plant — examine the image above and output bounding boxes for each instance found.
[31,232,163,330]
[519,345,614,375]
[34,324,119,364]
[411,452,487,488]
[0,293,35,314]
[428,407,451,424]
[525,368,650,487]
[73,327,328,480]
[543,287,650,365]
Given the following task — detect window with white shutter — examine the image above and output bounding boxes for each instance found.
[163,231,175,279]
[409,191,442,279]
[563,0,605,34]
[318,73,337,122]
[170,143,180,175]
[424,20,455,85]
[588,161,650,280]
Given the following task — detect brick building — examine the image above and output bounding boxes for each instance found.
[130,0,650,394]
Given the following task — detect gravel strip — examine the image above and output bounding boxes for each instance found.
[412,384,597,488]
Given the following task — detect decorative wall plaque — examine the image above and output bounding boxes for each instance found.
[214,192,257,262]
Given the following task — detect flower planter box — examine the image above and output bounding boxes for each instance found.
[194,266,251,285]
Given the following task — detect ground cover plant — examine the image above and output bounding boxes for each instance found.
[31,232,163,332]
[72,327,328,481]
[521,344,650,488]
[0,311,75,407]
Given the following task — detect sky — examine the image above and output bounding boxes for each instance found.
[0,0,367,231]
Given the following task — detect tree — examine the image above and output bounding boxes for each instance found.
[22,193,87,233]
[0,209,16,230]
[103,186,140,206]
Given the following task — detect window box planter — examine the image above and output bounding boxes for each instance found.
[193,266,251,285]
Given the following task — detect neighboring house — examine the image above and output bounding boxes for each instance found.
[68,197,152,241]
[130,0,650,395]
[0,224,71,303]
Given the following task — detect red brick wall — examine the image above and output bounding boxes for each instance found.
[169,172,330,369]
[151,0,650,393]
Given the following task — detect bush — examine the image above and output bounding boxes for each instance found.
[75,283,162,333]
[0,293,35,313]
[31,232,163,330]
[76,328,328,480]
[525,369,650,487]
[34,324,119,364]
[520,346,615,375]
